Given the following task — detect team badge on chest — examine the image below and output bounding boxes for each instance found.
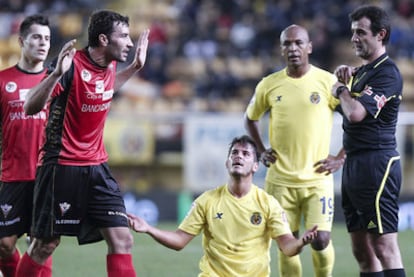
[5,82,17,93]
[250,212,262,225]
[309,92,321,104]
[81,69,92,82]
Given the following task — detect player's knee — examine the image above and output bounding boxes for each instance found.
[121,232,134,251]
[351,246,371,264]
[311,231,331,250]
[373,241,400,263]
[32,237,60,259]
[0,239,16,257]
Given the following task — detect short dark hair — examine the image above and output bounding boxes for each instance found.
[228,135,259,161]
[19,14,49,38]
[88,10,130,47]
[349,5,391,45]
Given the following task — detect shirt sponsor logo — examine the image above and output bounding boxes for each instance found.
[374,94,387,110]
[363,85,373,96]
[85,87,113,102]
[19,89,29,100]
[9,110,47,121]
[81,102,111,113]
[102,90,113,101]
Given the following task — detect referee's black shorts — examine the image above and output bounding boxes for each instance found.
[31,163,128,244]
[341,150,401,234]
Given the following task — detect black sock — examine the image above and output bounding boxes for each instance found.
[383,268,406,277]
[360,272,384,277]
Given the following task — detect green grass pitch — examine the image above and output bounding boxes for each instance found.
[17,223,413,276]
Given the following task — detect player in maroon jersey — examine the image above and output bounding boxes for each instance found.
[0,14,53,277]
[15,10,149,277]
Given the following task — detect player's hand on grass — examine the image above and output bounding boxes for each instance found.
[127,213,149,233]
[301,225,318,245]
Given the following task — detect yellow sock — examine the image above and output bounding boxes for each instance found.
[277,248,302,277]
[311,240,335,277]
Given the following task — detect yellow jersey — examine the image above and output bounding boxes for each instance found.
[179,184,291,277]
[246,65,338,187]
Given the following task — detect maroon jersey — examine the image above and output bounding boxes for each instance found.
[39,49,117,165]
[0,66,48,181]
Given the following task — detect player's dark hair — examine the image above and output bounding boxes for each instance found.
[349,5,391,45]
[228,135,260,161]
[19,14,49,38]
[88,10,129,47]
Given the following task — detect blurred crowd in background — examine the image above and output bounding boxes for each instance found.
[0,0,414,196]
[0,0,413,114]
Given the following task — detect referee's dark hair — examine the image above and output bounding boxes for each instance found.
[349,5,391,45]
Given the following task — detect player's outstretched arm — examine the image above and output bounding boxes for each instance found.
[127,213,194,251]
[24,39,77,115]
[275,225,318,257]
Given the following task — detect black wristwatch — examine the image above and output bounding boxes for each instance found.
[336,86,348,98]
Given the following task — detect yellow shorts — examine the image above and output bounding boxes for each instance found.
[265,183,334,232]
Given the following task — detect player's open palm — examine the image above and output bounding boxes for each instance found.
[133,29,150,70]
[55,39,77,77]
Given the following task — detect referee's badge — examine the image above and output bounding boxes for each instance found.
[250,212,262,225]
[309,92,321,104]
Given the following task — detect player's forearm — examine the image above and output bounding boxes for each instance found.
[276,231,316,257]
[338,89,366,123]
[146,226,187,251]
[244,114,266,153]
[280,239,305,257]
[114,64,140,92]
[24,72,61,115]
